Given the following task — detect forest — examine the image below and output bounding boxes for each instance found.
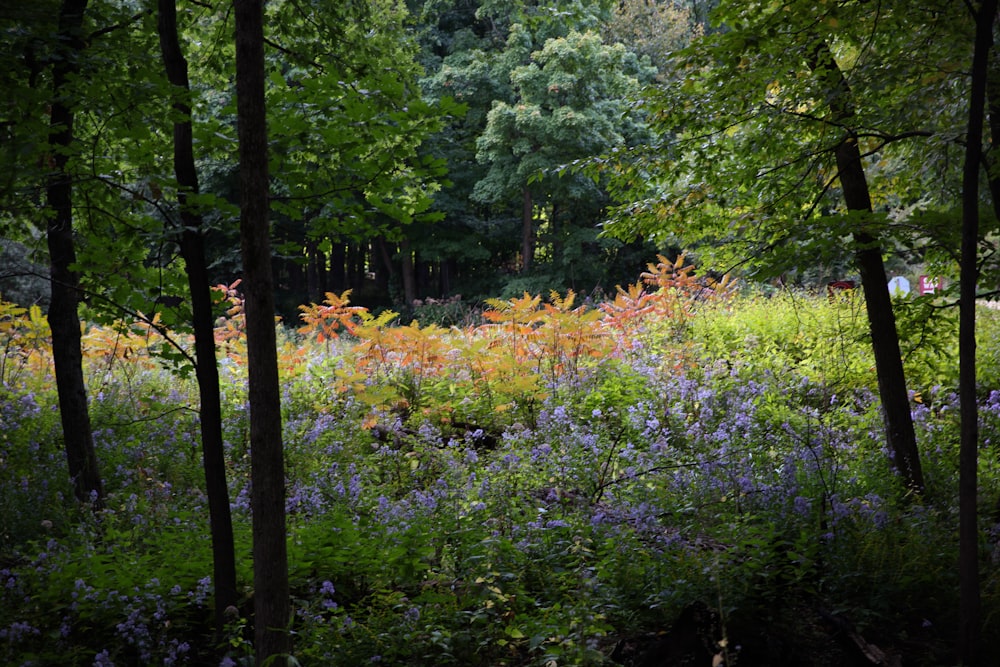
[2,0,1000,665]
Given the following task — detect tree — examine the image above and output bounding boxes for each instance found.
[601,0,700,76]
[805,39,923,493]
[156,0,237,641]
[417,0,661,297]
[588,0,990,494]
[473,28,652,276]
[179,0,452,311]
[233,0,291,663]
[46,0,104,508]
[959,2,998,661]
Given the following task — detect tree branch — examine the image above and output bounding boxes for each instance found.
[89,10,149,42]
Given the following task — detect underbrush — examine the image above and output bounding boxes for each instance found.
[1,280,999,665]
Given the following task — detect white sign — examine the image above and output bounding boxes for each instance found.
[888,276,910,297]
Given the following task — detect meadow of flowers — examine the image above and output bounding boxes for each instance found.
[2,259,1000,666]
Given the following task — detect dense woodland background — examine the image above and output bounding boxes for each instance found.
[2,0,997,313]
[3,0,1000,665]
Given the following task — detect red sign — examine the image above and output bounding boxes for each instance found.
[918,275,942,295]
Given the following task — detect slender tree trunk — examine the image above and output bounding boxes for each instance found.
[306,239,322,301]
[550,202,562,269]
[156,0,238,641]
[400,238,416,304]
[521,187,533,273]
[233,1,291,664]
[441,258,455,295]
[960,3,997,663]
[329,239,345,292]
[347,241,364,292]
[46,0,104,508]
[374,238,392,297]
[809,41,924,494]
[985,34,1000,222]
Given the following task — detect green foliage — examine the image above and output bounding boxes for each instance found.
[413,0,664,298]
[600,0,701,74]
[474,28,652,206]
[691,289,877,392]
[976,305,1000,391]
[587,0,991,286]
[691,287,970,398]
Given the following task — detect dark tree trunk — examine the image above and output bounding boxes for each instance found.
[986,30,1000,223]
[329,239,345,292]
[306,239,325,302]
[233,0,291,664]
[46,0,104,509]
[809,42,924,494]
[400,238,416,304]
[550,202,562,269]
[347,241,364,292]
[441,258,455,295]
[521,187,533,273]
[374,238,392,298]
[285,252,305,303]
[851,230,924,495]
[156,0,238,642]
[960,3,997,662]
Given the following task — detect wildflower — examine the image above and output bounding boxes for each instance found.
[348,472,363,502]
[93,649,115,667]
[190,576,212,606]
[1,620,40,642]
[530,443,551,462]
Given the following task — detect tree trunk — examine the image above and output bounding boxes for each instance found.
[809,41,924,494]
[521,187,533,273]
[985,29,1000,223]
[306,239,324,302]
[441,258,455,295]
[46,0,104,509]
[329,239,345,292]
[960,3,996,662]
[156,0,238,642]
[233,1,291,664]
[400,238,416,304]
[347,241,364,292]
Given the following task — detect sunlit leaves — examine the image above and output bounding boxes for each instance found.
[589,0,982,277]
[0,300,50,384]
[474,29,652,206]
[261,0,456,240]
[297,290,369,344]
